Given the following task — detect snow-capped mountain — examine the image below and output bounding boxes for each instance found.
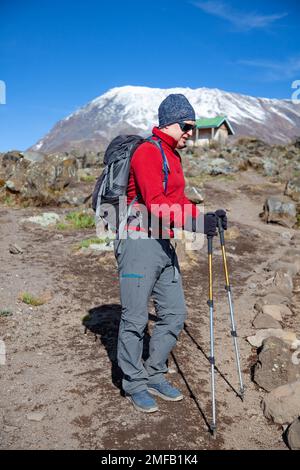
[30,85,300,153]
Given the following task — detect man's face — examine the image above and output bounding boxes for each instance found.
[162,121,195,149]
[176,121,196,149]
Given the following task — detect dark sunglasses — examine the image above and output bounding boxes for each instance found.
[178,122,196,132]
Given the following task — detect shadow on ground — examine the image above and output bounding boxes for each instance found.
[82,304,155,392]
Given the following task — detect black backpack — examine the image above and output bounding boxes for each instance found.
[92,134,169,236]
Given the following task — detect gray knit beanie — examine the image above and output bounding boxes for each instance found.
[158,93,196,128]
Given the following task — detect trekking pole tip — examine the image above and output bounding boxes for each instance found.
[239,386,245,401]
[210,424,217,439]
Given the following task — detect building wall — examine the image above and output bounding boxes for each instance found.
[199,129,212,139]
[188,128,211,146]
[215,127,228,144]
[188,124,230,147]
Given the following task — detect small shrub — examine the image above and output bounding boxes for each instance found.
[80,175,96,183]
[65,211,95,229]
[56,223,69,230]
[78,238,108,249]
[20,200,31,208]
[0,309,13,317]
[4,195,13,205]
[20,292,45,306]
[209,140,221,150]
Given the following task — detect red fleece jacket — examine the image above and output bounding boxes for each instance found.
[126,127,199,235]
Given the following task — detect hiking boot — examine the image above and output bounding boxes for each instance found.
[148,380,183,401]
[126,390,159,413]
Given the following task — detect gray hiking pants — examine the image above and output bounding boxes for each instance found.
[114,236,187,395]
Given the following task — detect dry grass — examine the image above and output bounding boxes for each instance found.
[19,292,45,306]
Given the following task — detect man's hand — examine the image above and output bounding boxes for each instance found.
[215,209,227,230]
[204,212,218,237]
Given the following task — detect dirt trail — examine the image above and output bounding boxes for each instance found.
[0,170,298,450]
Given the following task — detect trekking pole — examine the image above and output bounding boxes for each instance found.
[217,217,245,400]
[207,231,216,437]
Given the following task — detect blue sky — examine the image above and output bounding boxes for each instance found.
[0,0,299,151]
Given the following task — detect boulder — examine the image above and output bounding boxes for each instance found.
[2,153,78,204]
[9,243,23,255]
[2,150,23,161]
[267,260,299,277]
[250,228,262,239]
[74,150,103,169]
[184,160,203,178]
[252,313,281,329]
[253,337,300,392]
[26,412,45,422]
[280,231,293,241]
[23,212,60,227]
[5,179,22,193]
[262,304,293,321]
[58,187,90,207]
[85,150,103,168]
[88,243,113,252]
[291,232,300,245]
[246,156,278,176]
[285,178,300,203]
[261,197,297,228]
[287,418,300,450]
[197,157,236,176]
[254,294,290,312]
[263,159,279,177]
[29,153,78,191]
[247,156,265,171]
[0,151,25,174]
[272,269,294,296]
[22,151,45,163]
[281,249,300,272]
[262,380,300,425]
[184,185,204,203]
[247,329,300,350]
[1,153,29,191]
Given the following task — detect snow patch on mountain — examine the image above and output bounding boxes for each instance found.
[30,85,300,153]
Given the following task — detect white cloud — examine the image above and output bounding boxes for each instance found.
[192,1,287,31]
[238,57,300,81]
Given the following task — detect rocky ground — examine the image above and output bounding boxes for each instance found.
[1,165,300,450]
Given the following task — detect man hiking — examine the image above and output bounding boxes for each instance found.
[114,93,227,412]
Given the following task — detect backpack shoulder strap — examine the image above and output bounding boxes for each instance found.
[145,136,170,194]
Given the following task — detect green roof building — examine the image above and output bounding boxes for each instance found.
[187,116,235,147]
